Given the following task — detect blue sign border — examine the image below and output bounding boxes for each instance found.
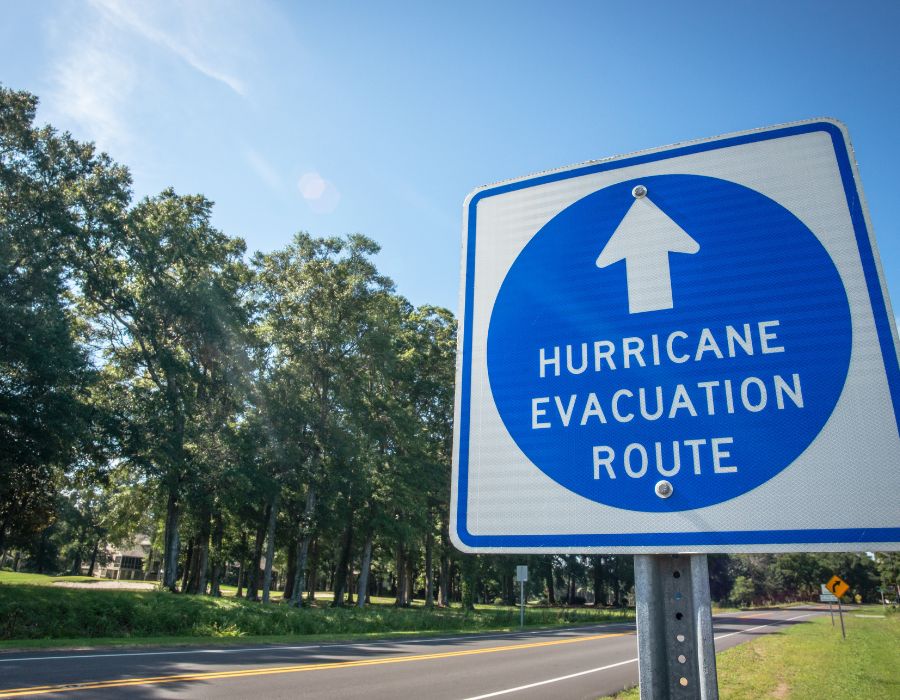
[455,121,900,548]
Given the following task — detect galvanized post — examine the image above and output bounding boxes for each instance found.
[837,598,846,639]
[634,554,719,699]
[520,579,525,628]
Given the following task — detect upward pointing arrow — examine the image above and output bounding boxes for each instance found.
[596,188,700,314]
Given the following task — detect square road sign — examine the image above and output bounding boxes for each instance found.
[451,120,900,553]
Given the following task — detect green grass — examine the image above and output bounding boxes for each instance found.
[0,571,106,586]
[604,607,899,699]
[0,582,633,649]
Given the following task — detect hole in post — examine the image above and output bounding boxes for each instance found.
[675,612,683,620]
[673,570,681,578]
[678,654,687,663]
[680,678,689,687]
[676,634,685,642]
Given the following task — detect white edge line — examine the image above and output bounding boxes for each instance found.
[462,610,818,700]
[713,612,813,642]
[461,658,638,700]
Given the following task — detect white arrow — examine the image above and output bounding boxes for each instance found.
[596,187,700,314]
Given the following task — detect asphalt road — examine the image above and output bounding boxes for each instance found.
[0,607,825,699]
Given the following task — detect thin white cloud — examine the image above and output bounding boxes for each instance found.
[245,148,281,190]
[42,0,256,158]
[45,22,135,155]
[89,0,247,97]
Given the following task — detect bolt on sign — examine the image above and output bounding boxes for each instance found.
[451,120,900,554]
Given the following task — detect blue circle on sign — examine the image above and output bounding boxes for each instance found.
[487,174,852,512]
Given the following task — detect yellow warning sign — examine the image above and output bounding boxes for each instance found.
[826,575,849,598]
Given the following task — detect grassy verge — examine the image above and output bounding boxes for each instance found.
[0,571,106,586]
[604,606,899,699]
[0,583,633,650]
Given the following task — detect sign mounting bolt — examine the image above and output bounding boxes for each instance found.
[632,184,647,199]
[655,480,673,498]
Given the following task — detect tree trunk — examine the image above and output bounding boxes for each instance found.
[34,528,48,574]
[262,490,279,604]
[407,558,416,606]
[424,528,434,609]
[235,530,248,598]
[439,519,451,606]
[394,545,405,606]
[186,540,200,593]
[331,522,354,607]
[70,543,83,576]
[592,556,604,606]
[544,557,556,605]
[283,536,297,600]
[181,537,194,593]
[460,556,476,611]
[209,511,224,597]
[195,510,211,595]
[290,488,316,607]
[306,538,319,602]
[356,534,374,609]
[504,572,515,606]
[162,488,181,592]
[247,504,269,602]
[87,540,99,577]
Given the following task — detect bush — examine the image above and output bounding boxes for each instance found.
[730,575,756,607]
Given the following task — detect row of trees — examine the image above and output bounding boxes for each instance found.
[0,85,457,607]
[2,86,897,607]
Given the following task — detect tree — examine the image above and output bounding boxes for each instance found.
[254,233,394,605]
[874,552,900,602]
[77,189,249,590]
[730,575,755,607]
[0,86,130,551]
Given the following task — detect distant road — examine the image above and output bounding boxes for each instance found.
[0,607,824,699]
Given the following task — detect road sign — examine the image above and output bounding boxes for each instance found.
[516,565,528,582]
[826,575,850,598]
[451,119,900,553]
[820,584,838,603]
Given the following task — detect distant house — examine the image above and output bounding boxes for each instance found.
[83,535,161,581]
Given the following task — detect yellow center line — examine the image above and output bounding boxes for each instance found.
[0,632,630,698]
[734,612,769,620]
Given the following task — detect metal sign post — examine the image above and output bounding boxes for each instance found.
[516,565,528,628]
[634,554,718,699]
[837,597,846,639]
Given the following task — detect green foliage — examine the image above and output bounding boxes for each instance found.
[0,585,631,642]
[730,575,755,607]
[0,85,129,549]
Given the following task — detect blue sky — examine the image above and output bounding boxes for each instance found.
[2,0,899,314]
